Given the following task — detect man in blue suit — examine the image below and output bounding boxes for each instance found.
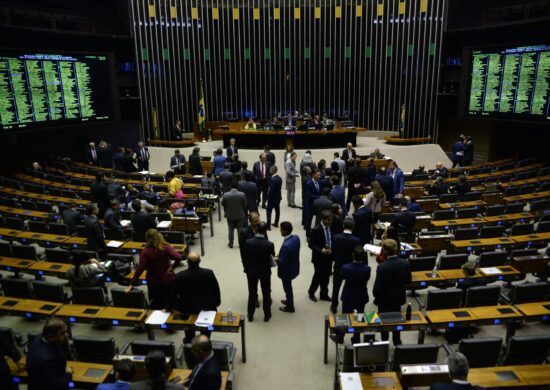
[351,195,373,246]
[387,160,405,200]
[266,165,282,229]
[304,169,322,236]
[330,217,361,314]
[275,221,300,313]
[97,359,135,390]
[451,137,464,168]
[375,167,395,204]
[212,148,227,176]
[329,175,347,216]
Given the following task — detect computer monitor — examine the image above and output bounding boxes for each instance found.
[353,341,389,368]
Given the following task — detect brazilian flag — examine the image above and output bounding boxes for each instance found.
[400,104,405,138]
[198,80,206,140]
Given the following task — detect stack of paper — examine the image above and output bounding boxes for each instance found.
[120,220,131,227]
[156,221,172,228]
[480,267,503,275]
[364,244,381,256]
[145,310,170,325]
[195,310,216,327]
[340,372,363,390]
[107,240,124,248]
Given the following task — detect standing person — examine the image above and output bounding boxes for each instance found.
[136,141,150,171]
[221,181,247,248]
[313,187,333,227]
[212,148,227,176]
[253,153,271,209]
[170,149,186,174]
[230,154,242,174]
[329,175,347,216]
[330,203,344,235]
[62,203,84,235]
[27,318,72,390]
[113,147,125,171]
[97,140,113,168]
[122,148,137,172]
[188,147,202,175]
[351,195,373,246]
[345,159,362,211]
[341,142,357,169]
[330,217,361,314]
[226,138,238,158]
[266,165,282,229]
[364,181,386,221]
[307,210,333,302]
[332,152,346,179]
[183,336,222,390]
[304,169,322,236]
[363,157,377,187]
[84,203,106,260]
[238,212,263,268]
[283,145,294,165]
[373,239,411,345]
[243,222,275,322]
[285,152,300,208]
[375,167,395,204]
[85,141,99,165]
[169,252,221,343]
[452,137,464,168]
[274,222,300,313]
[218,164,234,193]
[126,229,183,309]
[264,145,276,166]
[462,136,474,166]
[238,172,258,215]
[387,160,405,200]
[172,119,184,140]
[90,173,110,218]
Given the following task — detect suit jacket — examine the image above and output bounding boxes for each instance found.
[267,175,282,205]
[285,159,299,184]
[188,355,222,390]
[332,232,361,272]
[90,181,110,215]
[84,215,105,252]
[230,160,242,174]
[170,154,186,173]
[304,179,321,211]
[265,151,276,166]
[226,145,238,158]
[85,147,99,165]
[430,382,482,390]
[391,210,416,233]
[218,170,234,193]
[434,166,449,178]
[452,142,464,162]
[27,336,71,390]
[375,173,394,201]
[62,209,83,235]
[312,196,333,227]
[136,147,150,163]
[104,208,123,230]
[97,146,113,168]
[277,234,300,280]
[308,223,333,264]
[373,255,411,308]
[253,161,272,181]
[243,235,275,277]
[107,183,124,201]
[369,151,385,159]
[463,142,474,163]
[188,154,202,175]
[113,152,125,171]
[169,266,221,313]
[221,189,247,221]
[388,167,405,195]
[130,211,156,233]
[212,155,227,175]
[97,380,131,390]
[352,206,373,246]
[131,379,182,390]
[341,148,357,162]
[238,181,258,212]
[330,185,347,216]
[341,262,371,307]
[346,166,362,188]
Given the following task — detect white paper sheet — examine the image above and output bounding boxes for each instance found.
[106,240,124,248]
[120,220,131,227]
[156,221,172,228]
[480,267,503,275]
[364,244,382,256]
[195,310,216,327]
[339,372,363,390]
[145,310,170,325]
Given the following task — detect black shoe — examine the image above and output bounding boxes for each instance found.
[228,242,233,248]
[264,314,272,322]
[279,306,295,313]
[320,296,331,302]
[248,314,254,322]
[330,305,337,314]
[281,299,287,305]
[290,205,297,208]
[261,204,266,209]
[273,223,279,228]
[255,300,260,308]
[309,295,317,302]
[288,204,292,207]
[267,225,271,231]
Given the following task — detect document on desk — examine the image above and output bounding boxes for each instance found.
[339,372,363,390]
[145,310,170,325]
[107,240,124,248]
[139,170,150,175]
[120,220,131,227]
[364,244,381,256]
[195,310,216,327]
[401,242,415,251]
[480,267,503,275]
[156,221,172,228]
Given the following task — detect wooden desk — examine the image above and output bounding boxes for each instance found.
[15,173,90,192]
[504,190,550,203]
[425,308,476,327]
[409,271,445,288]
[439,200,487,210]
[28,261,70,277]
[451,237,516,251]
[0,227,22,241]
[0,296,62,319]
[468,365,532,388]
[169,369,229,389]
[346,372,403,390]
[0,185,89,207]
[63,236,88,249]
[511,255,550,274]
[500,175,550,188]
[0,256,34,273]
[430,217,487,229]
[146,311,247,363]
[16,231,69,247]
[515,301,550,322]
[119,242,187,255]
[513,364,550,387]
[0,205,55,221]
[95,306,148,327]
[511,232,550,246]
[417,234,453,252]
[55,304,106,324]
[484,212,534,225]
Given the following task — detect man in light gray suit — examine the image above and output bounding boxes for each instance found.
[285,152,300,208]
[221,180,248,248]
[313,187,334,227]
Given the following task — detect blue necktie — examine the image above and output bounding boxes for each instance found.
[324,226,331,249]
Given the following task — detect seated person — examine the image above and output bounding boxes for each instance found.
[369,148,385,159]
[429,352,482,390]
[66,250,107,288]
[375,226,401,264]
[127,197,156,213]
[139,183,159,205]
[97,358,135,390]
[244,117,257,130]
[166,170,184,199]
[429,176,449,196]
[405,196,423,212]
[451,174,472,202]
[131,351,181,390]
[430,161,449,179]
[411,164,426,177]
[456,259,486,299]
[322,113,335,129]
[183,335,222,390]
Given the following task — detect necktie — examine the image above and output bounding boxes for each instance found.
[91,149,96,160]
[324,226,331,249]
[314,181,319,193]
[261,163,265,178]
[142,149,146,160]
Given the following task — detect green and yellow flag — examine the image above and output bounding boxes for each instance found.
[198,80,206,140]
[400,104,406,137]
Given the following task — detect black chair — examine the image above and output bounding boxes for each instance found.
[504,187,520,197]
[28,221,49,233]
[31,281,69,303]
[409,256,437,272]
[48,188,62,196]
[44,248,71,263]
[465,285,501,307]
[530,199,549,213]
[456,208,478,219]
[506,203,526,214]
[439,254,469,270]
[76,225,88,238]
[479,226,505,238]
[502,282,549,304]
[454,228,478,241]
[61,190,78,199]
[519,185,536,195]
[5,217,25,230]
[439,194,458,204]
[48,223,70,235]
[0,242,11,256]
[20,200,37,210]
[511,248,538,258]
[378,213,395,223]
[161,231,185,244]
[36,202,53,213]
[104,228,125,241]
[433,210,456,221]
[183,340,236,373]
[464,192,482,201]
[111,287,148,309]
[11,245,38,260]
[392,344,440,369]
[71,287,109,306]
[0,278,33,298]
[72,336,118,364]
[123,340,177,366]
[478,251,507,267]
[536,221,550,233]
[486,205,505,217]
[458,337,503,368]
[424,289,462,310]
[539,182,550,192]
[132,231,146,242]
[510,223,534,236]
[503,335,550,365]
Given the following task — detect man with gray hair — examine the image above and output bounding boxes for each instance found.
[429,352,481,390]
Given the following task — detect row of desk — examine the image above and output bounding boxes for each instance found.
[324,301,550,364]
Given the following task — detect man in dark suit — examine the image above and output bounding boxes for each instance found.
[107,179,125,203]
[375,167,395,203]
[351,195,373,246]
[330,217,361,314]
[132,351,181,390]
[387,160,405,199]
[373,239,411,345]
[369,148,385,159]
[27,318,72,390]
[170,149,186,174]
[431,162,449,179]
[84,202,106,260]
[341,143,357,168]
[226,138,238,159]
[90,173,110,218]
[345,159,362,211]
[304,169,322,236]
[85,141,99,165]
[97,141,113,168]
[313,187,334,227]
[183,335,222,390]
[329,175,347,216]
[451,138,464,168]
[169,252,221,343]
[62,203,84,235]
[243,222,275,322]
[264,145,276,166]
[430,352,482,390]
[253,153,271,208]
[230,154,242,174]
[307,210,333,302]
[238,172,258,216]
[130,199,156,233]
[391,198,417,241]
[188,147,202,176]
[218,163,234,194]
[275,222,300,313]
[221,181,247,248]
[462,136,474,167]
[136,141,150,171]
[113,147,125,171]
[172,119,184,140]
[266,165,282,229]
[104,199,126,232]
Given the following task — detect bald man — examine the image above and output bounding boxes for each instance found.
[341,142,357,167]
[184,335,222,390]
[169,252,221,343]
